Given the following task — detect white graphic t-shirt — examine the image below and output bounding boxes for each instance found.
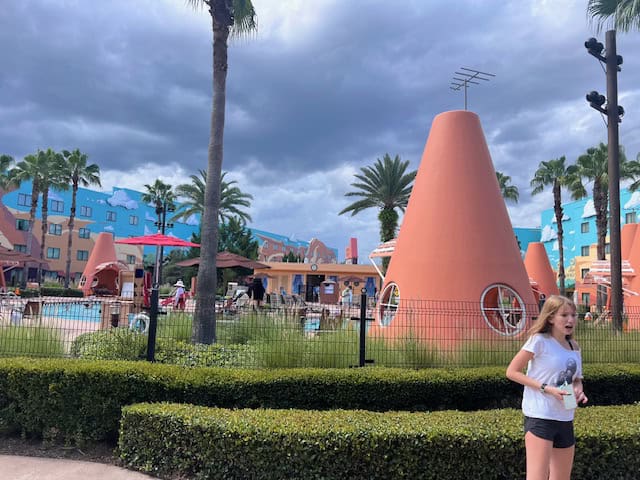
[521,333,583,421]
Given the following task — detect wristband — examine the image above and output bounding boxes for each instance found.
[540,383,547,393]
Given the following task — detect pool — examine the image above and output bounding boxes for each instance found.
[41,301,102,323]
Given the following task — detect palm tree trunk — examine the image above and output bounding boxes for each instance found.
[553,183,566,296]
[192,7,229,344]
[378,208,398,272]
[64,183,78,288]
[26,186,39,284]
[39,186,49,284]
[594,183,608,309]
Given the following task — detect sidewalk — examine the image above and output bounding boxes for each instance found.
[0,455,159,480]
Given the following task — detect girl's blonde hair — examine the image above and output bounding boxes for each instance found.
[528,295,577,338]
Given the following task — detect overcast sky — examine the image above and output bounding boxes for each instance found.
[2,0,640,261]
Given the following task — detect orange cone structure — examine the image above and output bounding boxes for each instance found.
[524,242,559,298]
[621,223,637,260]
[623,224,640,329]
[373,111,535,343]
[79,232,117,296]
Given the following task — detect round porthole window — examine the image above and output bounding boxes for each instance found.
[480,284,526,336]
[377,282,400,327]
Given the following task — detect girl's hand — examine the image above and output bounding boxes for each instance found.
[544,386,568,402]
[574,387,588,404]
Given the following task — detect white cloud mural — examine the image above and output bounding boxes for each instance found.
[582,199,596,218]
[541,225,557,242]
[624,191,640,210]
[107,190,138,210]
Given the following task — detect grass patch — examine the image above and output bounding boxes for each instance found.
[0,325,64,357]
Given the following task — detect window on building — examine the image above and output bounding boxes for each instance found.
[14,244,27,253]
[581,246,590,256]
[17,193,30,206]
[129,215,138,226]
[78,228,90,239]
[50,199,64,213]
[581,222,589,233]
[581,268,590,279]
[48,223,62,235]
[47,247,61,259]
[76,250,89,261]
[106,211,116,222]
[605,243,610,255]
[16,219,29,231]
[626,212,637,224]
[581,293,590,305]
[79,206,92,217]
[126,255,136,264]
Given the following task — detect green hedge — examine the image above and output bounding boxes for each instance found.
[40,287,84,297]
[1,357,639,444]
[118,403,640,480]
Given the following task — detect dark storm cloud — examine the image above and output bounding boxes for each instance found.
[2,0,640,258]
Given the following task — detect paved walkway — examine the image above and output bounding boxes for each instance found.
[0,455,159,480]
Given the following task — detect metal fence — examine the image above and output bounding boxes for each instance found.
[1,292,639,368]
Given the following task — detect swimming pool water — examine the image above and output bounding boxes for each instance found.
[41,302,102,322]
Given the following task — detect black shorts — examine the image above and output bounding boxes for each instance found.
[524,416,575,448]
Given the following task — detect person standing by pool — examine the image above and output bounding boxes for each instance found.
[172,280,186,310]
[506,295,588,480]
[248,277,265,308]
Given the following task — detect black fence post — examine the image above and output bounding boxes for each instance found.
[146,286,159,362]
[359,290,367,367]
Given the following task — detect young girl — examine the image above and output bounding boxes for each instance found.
[506,295,588,480]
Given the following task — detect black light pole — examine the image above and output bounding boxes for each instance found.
[585,32,624,331]
[147,199,175,361]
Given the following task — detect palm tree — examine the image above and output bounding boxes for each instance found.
[186,0,257,344]
[530,157,578,296]
[36,149,67,282]
[496,171,519,204]
[142,180,176,285]
[173,170,253,225]
[0,155,14,188]
[571,143,635,307]
[60,149,101,288]
[588,0,640,32]
[340,153,417,253]
[7,151,58,280]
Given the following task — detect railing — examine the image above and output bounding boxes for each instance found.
[1,294,639,368]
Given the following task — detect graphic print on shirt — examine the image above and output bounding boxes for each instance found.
[554,357,577,386]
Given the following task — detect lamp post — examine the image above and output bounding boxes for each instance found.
[153,199,175,286]
[147,198,175,362]
[585,32,625,331]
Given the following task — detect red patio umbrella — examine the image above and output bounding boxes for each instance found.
[115,233,200,248]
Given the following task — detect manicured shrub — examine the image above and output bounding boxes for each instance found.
[118,403,640,480]
[1,357,639,445]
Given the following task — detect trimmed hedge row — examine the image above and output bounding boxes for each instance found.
[1,357,639,444]
[118,403,640,480]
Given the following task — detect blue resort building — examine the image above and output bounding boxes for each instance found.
[0,182,338,285]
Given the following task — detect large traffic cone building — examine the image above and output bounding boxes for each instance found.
[372,111,536,343]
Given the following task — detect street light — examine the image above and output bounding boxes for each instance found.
[153,199,175,286]
[584,31,625,331]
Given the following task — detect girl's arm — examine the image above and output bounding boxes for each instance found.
[506,349,567,401]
